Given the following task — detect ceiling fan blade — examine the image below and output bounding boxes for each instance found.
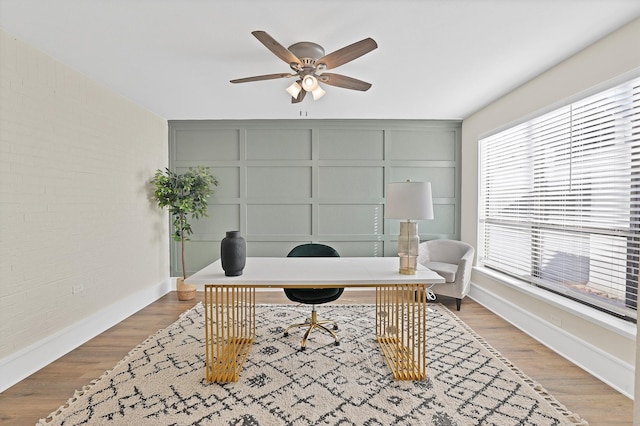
[230,73,295,84]
[319,73,372,91]
[292,87,307,103]
[316,38,377,70]
[252,30,302,67]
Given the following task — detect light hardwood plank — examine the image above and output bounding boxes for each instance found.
[0,290,631,425]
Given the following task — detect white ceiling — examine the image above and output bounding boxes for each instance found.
[1,0,639,120]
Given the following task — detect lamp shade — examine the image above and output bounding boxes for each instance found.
[385,181,434,220]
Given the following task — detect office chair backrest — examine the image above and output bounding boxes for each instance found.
[287,243,340,258]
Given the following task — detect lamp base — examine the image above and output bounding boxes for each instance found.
[397,221,419,274]
[398,255,418,275]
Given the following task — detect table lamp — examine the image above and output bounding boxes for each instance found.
[385,181,434,274]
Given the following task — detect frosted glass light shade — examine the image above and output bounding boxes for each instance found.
[286,81,302,98]
[311,85,326,100]
[302,75,318,91]
[385,181,434,220]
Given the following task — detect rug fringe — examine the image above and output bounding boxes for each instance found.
[37,304,204,425]
[438,304,590,426]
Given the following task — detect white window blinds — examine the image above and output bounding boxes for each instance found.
[479,76,640,319]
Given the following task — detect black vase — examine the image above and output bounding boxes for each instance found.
[220,231,246,276]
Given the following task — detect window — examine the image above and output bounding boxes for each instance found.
[479,76,640,320]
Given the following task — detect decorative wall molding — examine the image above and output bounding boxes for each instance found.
[169,119,462,276]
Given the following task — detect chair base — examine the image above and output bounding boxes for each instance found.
[284,308,339,351]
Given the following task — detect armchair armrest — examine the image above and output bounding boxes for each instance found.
[455,247,475,288]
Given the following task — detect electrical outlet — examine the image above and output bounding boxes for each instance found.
[72,285,83,295]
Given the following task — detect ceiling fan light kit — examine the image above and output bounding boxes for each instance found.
[230,31,377,103]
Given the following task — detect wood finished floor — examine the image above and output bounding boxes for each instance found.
[0,290,632,425]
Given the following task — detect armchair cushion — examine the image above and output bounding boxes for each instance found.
[423,261,458,283]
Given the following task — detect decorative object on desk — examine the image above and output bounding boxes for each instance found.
[38,304,585,426]
[220,230,246,276]
[150,166,219,300]
[385,180,434,274]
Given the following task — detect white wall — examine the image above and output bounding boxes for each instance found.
[0,30,170,390]
[461,17,640,401]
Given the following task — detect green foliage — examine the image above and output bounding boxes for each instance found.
[151,166,218,241]
[151,166,219,278]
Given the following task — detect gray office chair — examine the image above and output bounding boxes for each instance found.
[283,243,343,351]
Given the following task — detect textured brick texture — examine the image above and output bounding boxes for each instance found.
[0,30,169,359]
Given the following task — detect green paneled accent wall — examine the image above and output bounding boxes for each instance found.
[169,120,461,277]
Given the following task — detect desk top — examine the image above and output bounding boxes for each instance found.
[185,257,445,288]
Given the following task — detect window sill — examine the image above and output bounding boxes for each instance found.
[473,266,636,340]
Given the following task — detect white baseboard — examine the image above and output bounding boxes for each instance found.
[0,279,172,393]
[469,283,635,399]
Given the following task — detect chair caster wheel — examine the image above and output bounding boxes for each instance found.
[283,332,288,337]
[333,325,338,330]
[299,346,306,351]
[335,341,340,346]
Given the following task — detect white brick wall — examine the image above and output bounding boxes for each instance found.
[0,30,169,361]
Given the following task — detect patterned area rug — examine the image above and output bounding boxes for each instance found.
[39,303,587,426]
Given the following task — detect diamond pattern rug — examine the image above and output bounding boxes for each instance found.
[38,303,587,425]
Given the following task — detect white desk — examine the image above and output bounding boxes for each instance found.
[187,257,444,382]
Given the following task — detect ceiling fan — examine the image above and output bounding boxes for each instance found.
[230,31,378,103]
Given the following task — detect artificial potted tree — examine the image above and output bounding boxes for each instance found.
[151,166,219,300]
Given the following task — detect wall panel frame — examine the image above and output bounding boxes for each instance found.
[169,120,461,276]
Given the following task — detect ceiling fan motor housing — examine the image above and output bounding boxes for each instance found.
[288,41,325,67]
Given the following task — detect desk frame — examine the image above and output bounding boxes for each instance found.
[191,258,443,383]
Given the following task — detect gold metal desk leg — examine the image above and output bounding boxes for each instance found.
[376,284,427,380]
[204,285,255,382]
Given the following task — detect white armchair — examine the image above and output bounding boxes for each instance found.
[418,239,475,310]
